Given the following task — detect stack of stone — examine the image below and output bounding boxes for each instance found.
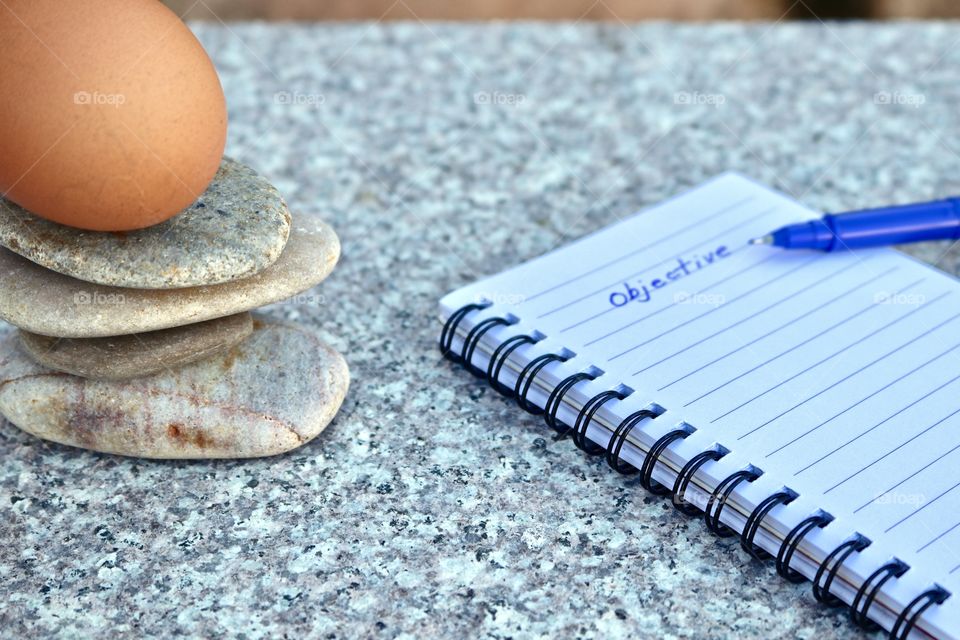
[0,157,349,459]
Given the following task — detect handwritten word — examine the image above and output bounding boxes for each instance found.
[608,246,731,308]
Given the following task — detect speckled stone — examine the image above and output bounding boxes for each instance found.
[0,157,292,289]
[0,215,339,338]
[0,317,349,459]
[17,313,254,381]
[5,21,960,640]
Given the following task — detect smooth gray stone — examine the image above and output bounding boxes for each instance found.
[0,316,349,459]
[0,157,291,289]
[0,215,340,338]
[18,313,254,381]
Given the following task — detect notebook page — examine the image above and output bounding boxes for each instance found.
[440,173,960,637]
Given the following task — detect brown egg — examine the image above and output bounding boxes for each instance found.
[0,0,227,231]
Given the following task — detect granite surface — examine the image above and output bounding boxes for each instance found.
[3,21,960,639]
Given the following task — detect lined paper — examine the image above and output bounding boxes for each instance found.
[440,173,960,636]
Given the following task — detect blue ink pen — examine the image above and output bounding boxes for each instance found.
[750,196,960,251]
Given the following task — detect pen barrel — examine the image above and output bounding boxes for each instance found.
[823,197,960,250]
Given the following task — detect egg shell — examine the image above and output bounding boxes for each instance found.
[0,0,227,231]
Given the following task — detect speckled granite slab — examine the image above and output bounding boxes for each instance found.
[0,157,291,289]
[3,20,960,640]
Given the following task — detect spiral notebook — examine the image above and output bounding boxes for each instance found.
[438,173,960,639]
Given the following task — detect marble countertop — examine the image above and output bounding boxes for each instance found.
[4,21,960,638]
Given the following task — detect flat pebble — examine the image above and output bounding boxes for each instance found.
[0,157,291,289]
[0,215,339,338]
[0,316,349,459]
[18,312,254,381]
